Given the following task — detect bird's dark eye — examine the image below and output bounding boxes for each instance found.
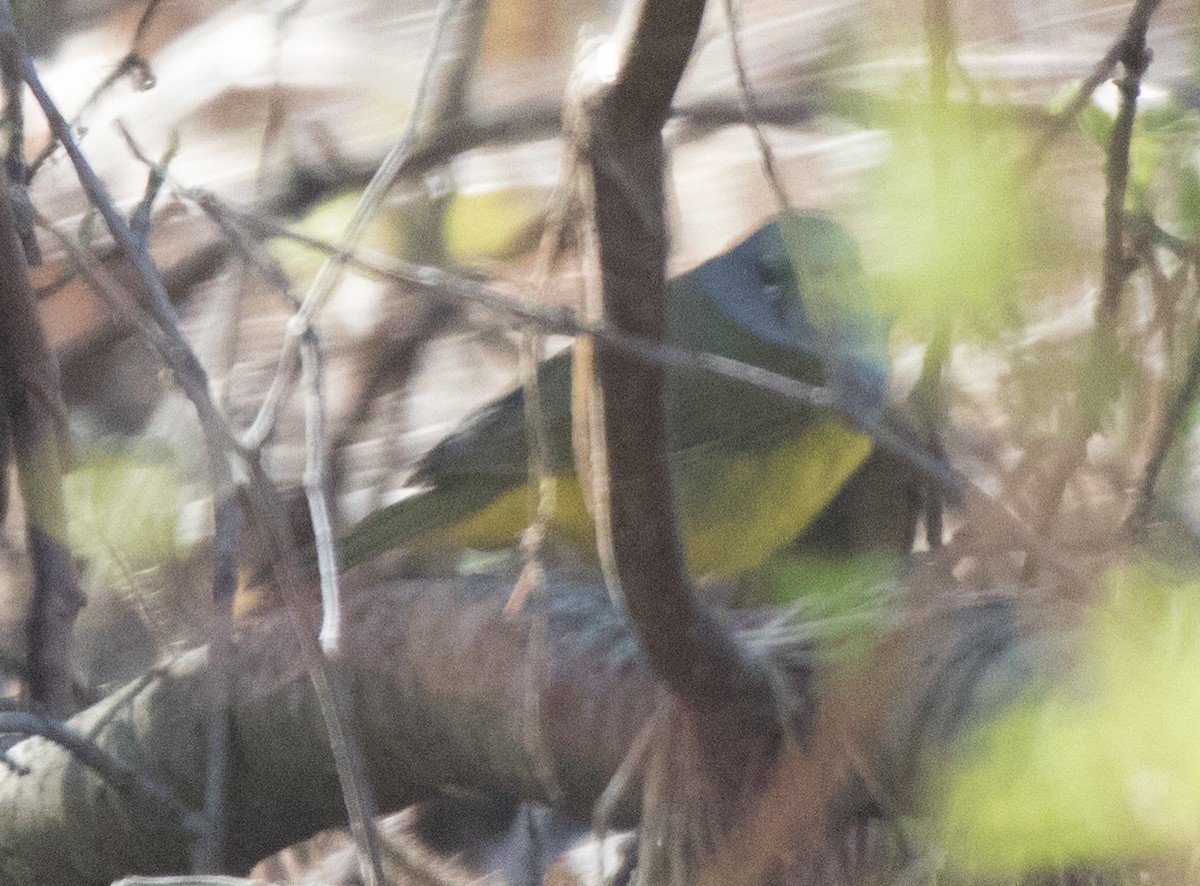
[760,256,792,289]
[760,257,794,319]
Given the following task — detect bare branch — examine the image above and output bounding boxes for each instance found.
[0,166,82,716]
[240,0,486,452]
[1025,0,1163,167]
[26,0,165,181]
[578,0,778,722]
[3,16,389,879]
[1025,0,1162,541]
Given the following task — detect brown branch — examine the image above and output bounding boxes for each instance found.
[1025,0,1162,167]
[0,709,203,836]
[579,0,778,723]
[1125,270,1200,534]
[0,576,1045,885]
[0,163,82,717]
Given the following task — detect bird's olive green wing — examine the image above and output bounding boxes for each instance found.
[340,212,892,573]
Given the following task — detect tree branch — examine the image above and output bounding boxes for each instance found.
[0,163,83,717]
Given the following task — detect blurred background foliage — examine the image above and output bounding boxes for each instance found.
[7,0,1200,882]
[938,565,1200,876]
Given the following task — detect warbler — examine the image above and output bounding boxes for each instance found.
[341,212,913,579]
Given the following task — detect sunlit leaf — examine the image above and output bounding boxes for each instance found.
[863,112,1057,338]
[442,187,546,262]
[936,563,1200,875]
[63,447,189,572]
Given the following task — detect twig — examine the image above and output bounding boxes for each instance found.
[1025,0,1161,541]
[721,0,789,214]
[1096,23,1156,329]
[195,492,242,875]
[0,30,36,265]
[26,0,165,181]
[1125,263,1200,534]
[240,0,469,452]
[0,710,204,835]
[297,328,343,656]
[212,200,1078,585]
[507,192,574,615]
[1024,0,1163,168]
[924,0,954,111]
[116,110,396,886]
[129,129,179,250]
[254,0,309,198]
[5,16,388,881]
[915,0,965,549]
[35,206,240,871]
[235,470,387,886]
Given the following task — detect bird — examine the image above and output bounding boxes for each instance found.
[339,212,916,580]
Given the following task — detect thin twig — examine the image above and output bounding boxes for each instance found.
[194,493,242,874]
[1125,261,1200,534]
[1025,0,1161,542]
[7,17,387,881]
[117,109,395,886]
[0,710,205,836]
[507,195,574,615]
[26,0,165,180]
[129,129,178,250]
[240,0,466,452]
[255,0,309,198]
[298,328,343,656]
[924,0,953,111]
[235,470,387,886]
[1024,0,1163,168]
[0,29,36,265]
[35,207,240,871]
[207,198,1079,585]
[721,0,789,214]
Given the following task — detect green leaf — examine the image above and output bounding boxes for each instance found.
[937,564,1200,875]
[442,188,546,262]
[63,447,188,573]
[864,112,1057,338]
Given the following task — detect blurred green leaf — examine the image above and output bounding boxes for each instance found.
[63,447,188,573]
[269,190,408,286]
[863,112,1056,338]
[1178,164,1200,237]
[743,553,903,666]
[442,187,546,262]
[937,563,1200,875]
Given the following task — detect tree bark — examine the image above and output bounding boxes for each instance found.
[0,577,658,884]
[0,573,1045,885]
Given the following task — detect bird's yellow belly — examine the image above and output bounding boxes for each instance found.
[426,422,872,579]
